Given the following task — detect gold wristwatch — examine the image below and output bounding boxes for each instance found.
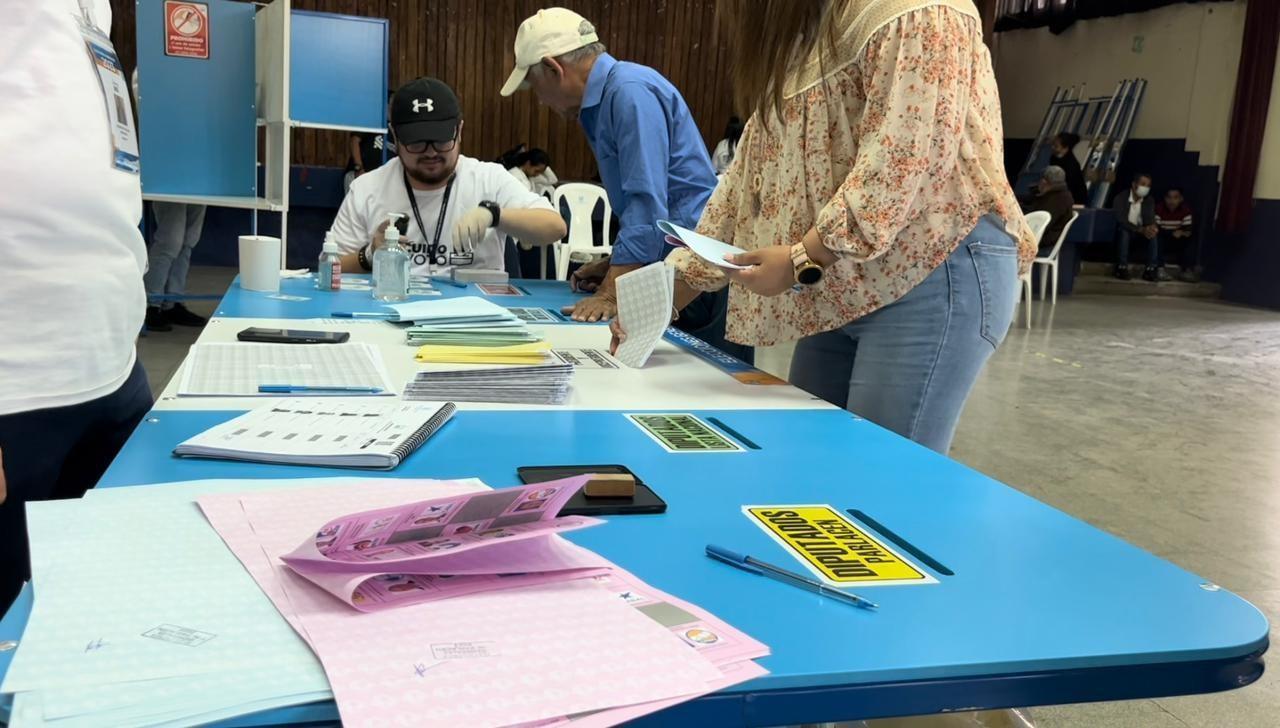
[791,242,825,286]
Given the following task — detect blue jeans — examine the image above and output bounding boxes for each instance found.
[146,202,207,307]
[1116,229,1158,267]
[789,215,1019,454]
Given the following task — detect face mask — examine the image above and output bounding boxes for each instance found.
[1136,186,1150,198]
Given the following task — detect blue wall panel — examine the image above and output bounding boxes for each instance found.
[136,0,257,198]
[289,11,388,129]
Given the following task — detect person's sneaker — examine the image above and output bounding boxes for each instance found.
[1141,266,1160,282]
[145,306,172,332]
[1178,269,1201,283]
[1155,266,1173,282]
[1114,265,1132,281]
[165,303,208,327]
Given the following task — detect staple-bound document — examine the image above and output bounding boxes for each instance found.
[174,399,456,469]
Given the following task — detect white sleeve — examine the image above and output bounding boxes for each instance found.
[330,189,369,254]
[542,166,558,186]
[507,167,533,192]
[492,167,554,212]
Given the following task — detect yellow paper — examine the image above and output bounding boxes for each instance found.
[414,342,552,364]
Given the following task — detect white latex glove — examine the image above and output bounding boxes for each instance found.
[451,207,494,253]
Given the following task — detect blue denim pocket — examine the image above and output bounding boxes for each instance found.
[967,234,1019,349]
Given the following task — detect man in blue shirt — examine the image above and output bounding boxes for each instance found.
[501,8,748,361]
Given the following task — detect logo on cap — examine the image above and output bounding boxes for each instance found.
[412,98,434,114]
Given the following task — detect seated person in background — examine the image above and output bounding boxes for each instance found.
[507,148,557,196]
[344,91,396,194]
[710,116,743,175]
[330,78,566,276]
[1049,132,1089,205]
[1111,173,1161,282]
[495,142,527,170]
[1024,166,1075,256]
[1156,187,1198,282]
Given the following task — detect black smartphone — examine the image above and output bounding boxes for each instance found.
[236,327,351,344]
[516,464,667,517]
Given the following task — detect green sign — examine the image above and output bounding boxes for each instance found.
[626,413,743,453]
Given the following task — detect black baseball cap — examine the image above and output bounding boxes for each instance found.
[390,77,461,145]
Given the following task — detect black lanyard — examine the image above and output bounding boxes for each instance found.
[402,168,458,266]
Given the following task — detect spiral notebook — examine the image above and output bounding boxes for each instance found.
[174,399,456,469]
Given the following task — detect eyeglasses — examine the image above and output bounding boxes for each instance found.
[400,136,457,154]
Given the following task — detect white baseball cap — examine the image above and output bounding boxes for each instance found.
[500,8,599,97]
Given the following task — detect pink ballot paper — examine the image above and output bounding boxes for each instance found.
[279,477,609,611]
[198,479,766,728]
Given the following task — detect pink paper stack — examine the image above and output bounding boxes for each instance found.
[198,476,769,728]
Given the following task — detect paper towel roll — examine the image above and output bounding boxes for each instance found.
[239,235,282,292]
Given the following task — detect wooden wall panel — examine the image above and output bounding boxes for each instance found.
[110,0,737,182]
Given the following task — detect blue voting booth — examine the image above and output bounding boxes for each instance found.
[135,0,388,263]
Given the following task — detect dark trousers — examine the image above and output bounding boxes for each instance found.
[1116,229,1158,268]
[0,361,152,611]
[1157,230,1196,270]
[674,288,755,365]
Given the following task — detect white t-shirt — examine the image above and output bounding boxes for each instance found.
[331,156,554,274]
[1127,193,1144,227]
[530,166,558,197]
[0,0,147,416]
[508,166,533,192]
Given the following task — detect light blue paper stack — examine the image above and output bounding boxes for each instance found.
[0,479,348,727]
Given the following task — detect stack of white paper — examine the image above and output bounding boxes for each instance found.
[402,362,574,405]
[384,296,520,324]
[613,261,676,368]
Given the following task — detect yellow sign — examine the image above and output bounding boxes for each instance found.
[744,506,932,585]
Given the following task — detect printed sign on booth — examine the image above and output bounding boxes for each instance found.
[164,1,209,59]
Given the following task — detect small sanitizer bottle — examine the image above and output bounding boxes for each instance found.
[317,231,342,291]
[373,213,410,302]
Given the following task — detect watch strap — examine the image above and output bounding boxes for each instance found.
[479,200,501,228]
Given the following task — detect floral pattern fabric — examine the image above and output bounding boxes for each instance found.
[669,2,1036,347]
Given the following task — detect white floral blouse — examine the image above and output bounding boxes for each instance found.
[669,0,1036,347]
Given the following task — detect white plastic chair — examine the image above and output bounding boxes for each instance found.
[1033,210,1079,305]
[550,183,612,281]
[1019,211,1052,329]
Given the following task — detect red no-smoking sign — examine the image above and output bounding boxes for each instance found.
[164,1,209,59]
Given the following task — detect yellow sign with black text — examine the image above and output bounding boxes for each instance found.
[744,506,935,586]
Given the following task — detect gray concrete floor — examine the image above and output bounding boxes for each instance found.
[143,269,1279,726]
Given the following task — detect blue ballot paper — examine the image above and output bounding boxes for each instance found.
[0,479,356,727]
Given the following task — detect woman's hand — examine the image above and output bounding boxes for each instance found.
[725,245,795,296]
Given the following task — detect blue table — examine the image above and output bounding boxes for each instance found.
[0,283,1268,727]
[216,275,586,320]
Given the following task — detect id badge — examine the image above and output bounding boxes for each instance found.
[77,19,141,174]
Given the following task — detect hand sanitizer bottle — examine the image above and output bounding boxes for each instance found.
[373,213,410,302]
[317,231,342,291]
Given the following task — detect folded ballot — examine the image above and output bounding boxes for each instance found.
[280,477,606,611]
[658,219,749,270]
